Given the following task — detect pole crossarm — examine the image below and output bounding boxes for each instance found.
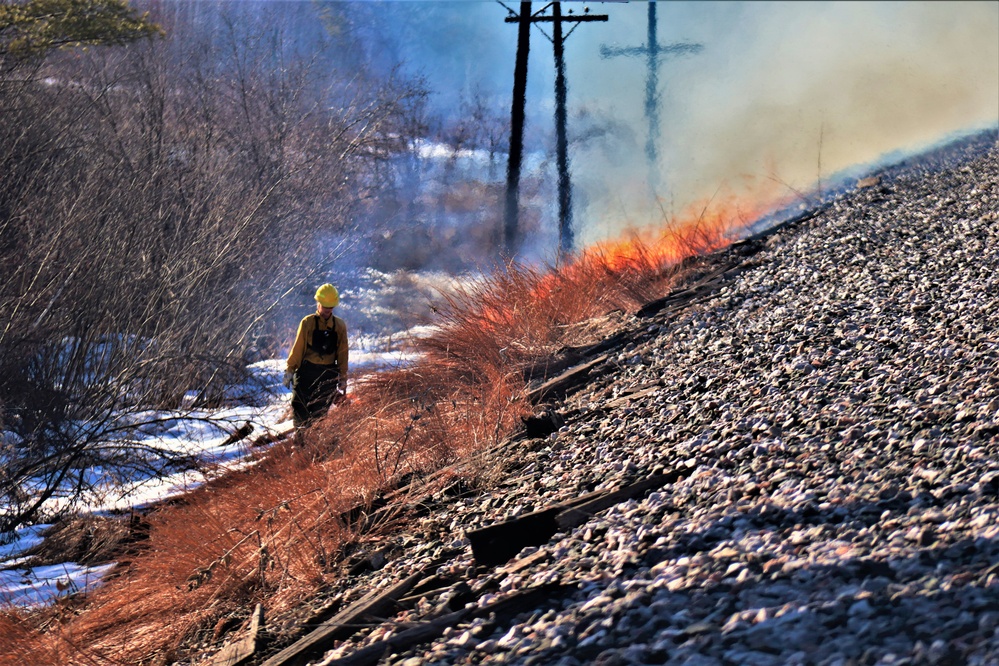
[504,14,609,23]
[599,42,703,58]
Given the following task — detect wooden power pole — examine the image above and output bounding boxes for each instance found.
[503,2,607,257]
[504,1,532,255]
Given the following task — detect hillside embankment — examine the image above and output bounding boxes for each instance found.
[220,130,998,666]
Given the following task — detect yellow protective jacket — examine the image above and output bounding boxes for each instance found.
[286,313,348,374]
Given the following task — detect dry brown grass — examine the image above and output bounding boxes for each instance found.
[0,202,754,665]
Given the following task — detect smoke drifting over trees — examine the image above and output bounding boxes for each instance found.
[0,1,429,531]
[333,1,998,248]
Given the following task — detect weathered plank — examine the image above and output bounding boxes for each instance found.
[525,353,609,404]
[741,203,831,243]
[555,466,695,531]
[209,603,264,666]
[465,506,564,567]
[635,261,739,318]
[260,570,424,666]
[466,468,696,567]
[351,431,528,528]
[323,582,574,666]
[604,383,662,409]
[464,487,620,566]
[320,608,472,666]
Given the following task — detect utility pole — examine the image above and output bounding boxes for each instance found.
[502,2,607,257]
[504,1,532,255]
[552,1,572,255]
[600,1,702,197]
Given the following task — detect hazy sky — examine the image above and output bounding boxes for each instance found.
[151,1,999,251]
[374,0,998,245]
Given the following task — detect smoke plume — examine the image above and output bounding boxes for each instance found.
[565,1,999,246]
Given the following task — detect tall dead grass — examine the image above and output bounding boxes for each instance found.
[0,205,750,665]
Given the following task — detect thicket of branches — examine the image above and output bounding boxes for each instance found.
[0,3,428,532]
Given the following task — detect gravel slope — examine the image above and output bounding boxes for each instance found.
[250,129,999,666]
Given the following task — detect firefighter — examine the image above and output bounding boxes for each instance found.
[284,283,349,434]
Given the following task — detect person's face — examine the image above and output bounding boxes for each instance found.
[316,302,333,319]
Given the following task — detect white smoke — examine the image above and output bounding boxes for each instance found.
[564,1,999,246]
[148,1,999,256]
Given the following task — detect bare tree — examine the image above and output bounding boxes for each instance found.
[0,6,428,533]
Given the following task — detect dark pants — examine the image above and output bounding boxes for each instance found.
[291,360,340,428]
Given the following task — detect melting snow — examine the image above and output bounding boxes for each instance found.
[0,317,432,606]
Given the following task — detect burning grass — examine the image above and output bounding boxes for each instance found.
[0,201,755,665]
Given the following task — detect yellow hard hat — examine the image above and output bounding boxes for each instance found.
[314,283,339,308]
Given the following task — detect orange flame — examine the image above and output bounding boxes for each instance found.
[444,185,791,351]
[581,187,780,274]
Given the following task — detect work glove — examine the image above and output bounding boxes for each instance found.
[283,370,294,390]
[334,379,348,404]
